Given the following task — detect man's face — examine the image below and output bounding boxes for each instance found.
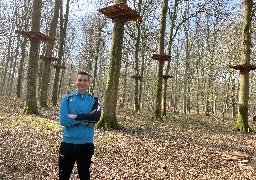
[75,74,90,93]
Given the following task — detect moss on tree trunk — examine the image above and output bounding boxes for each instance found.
[22,101,38,114]
[232,105,251,132]
[97,11,125,129]
[97,112,121,130]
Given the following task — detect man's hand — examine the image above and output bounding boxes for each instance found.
[90,110,96,114]
[68,114,77,119]
[87,122,95,127]
[87,110,97,126]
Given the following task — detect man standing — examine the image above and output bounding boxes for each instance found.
[59,72,101,180]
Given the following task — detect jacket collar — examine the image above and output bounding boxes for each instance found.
[74,91,88,97]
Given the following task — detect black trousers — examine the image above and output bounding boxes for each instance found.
[59,142,94,180]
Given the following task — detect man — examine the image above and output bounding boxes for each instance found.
[59,72,101,180]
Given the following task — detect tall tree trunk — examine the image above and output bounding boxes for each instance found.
[163,0,178,116]
[91,21,103,96]
[205,12,219,116]
[6,38,15,95]
[133,0,142,112]
[196,48,203,115]
[231,75,236,119]
[52,0,69,106]
[1,26,14,94]
[97,0,127,129]
[17,38,28,98]
[17,0,30,98]
[154,0,168,120]
[183,1,194,115]
[23,0,42,114]
[7,3,20,95]
[39,0,61,107]
[9,38,19,95]
[139,38,146,109]
[173,44,180,113]
[233,0,253,132]
[122,51,129,108]
[194,14,204,115]
[183,24,189,115]
[96,54,105,100]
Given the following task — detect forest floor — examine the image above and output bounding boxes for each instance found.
[1,96,256,180]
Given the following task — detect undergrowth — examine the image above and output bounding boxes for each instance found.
[1,97,256,179]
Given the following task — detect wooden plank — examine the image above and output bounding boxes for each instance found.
[15,30,55,42]
[98,3,142,21]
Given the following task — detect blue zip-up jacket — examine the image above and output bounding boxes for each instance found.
[59,91,101,144]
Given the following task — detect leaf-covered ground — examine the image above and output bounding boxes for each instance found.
[1,96,256,179]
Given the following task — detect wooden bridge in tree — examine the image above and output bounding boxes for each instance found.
[15,30,55,42]
[229,64,256,71]
[40,55,59,62]
[163,74,173,80]
[98,2,142,22]
[15,30,65,69]
[99,3,142,80]
[151,53,172,80]
[131,75,142,80]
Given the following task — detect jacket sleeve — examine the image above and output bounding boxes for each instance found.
[59,95,85,126]
[75,97,101,123]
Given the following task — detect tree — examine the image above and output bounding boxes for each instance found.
[133,0,142,112]
[233,0,254,132]
[52,0,70,106]
[39,0,61,107]
[154,0,168,120]
[22,0,43,114]
[205,9,220,116]
[1,13,15,94]
[16,0,32,98]
[162,0,179,116]
[97,0,128,129]
[90,19,105,96]
[183,6,192,115]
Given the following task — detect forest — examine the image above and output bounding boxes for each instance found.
[1,0,256,179]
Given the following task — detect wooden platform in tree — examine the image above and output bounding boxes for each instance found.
[40,55,59,62]
[163,75,173,79]
[98,3,142,21]
[52,64,66,69]
[15,30,55,42]
[131,75,142,80]
[151,54,171,61]
[229,64,256,71]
